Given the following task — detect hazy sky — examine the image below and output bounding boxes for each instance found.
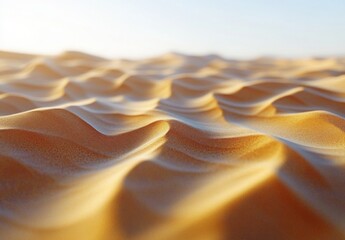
[1,0,344,59]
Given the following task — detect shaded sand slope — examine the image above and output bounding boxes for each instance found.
[0,51,344,240]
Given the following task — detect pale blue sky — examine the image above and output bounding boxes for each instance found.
[0,0,344,59]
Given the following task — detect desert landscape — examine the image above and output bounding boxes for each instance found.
[0,50,344,240]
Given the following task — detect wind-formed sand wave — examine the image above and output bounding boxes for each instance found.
[0,51,344,240]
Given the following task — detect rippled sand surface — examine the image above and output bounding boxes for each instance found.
[0,51,344,240]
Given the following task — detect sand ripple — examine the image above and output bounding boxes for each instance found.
[0,51,344,240]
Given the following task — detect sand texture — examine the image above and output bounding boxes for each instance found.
[0,51,345,240]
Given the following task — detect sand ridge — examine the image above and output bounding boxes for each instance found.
[0,51,344,240]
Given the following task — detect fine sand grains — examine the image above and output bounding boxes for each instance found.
[0,51,344,240]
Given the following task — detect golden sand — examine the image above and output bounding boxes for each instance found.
[0,51,344,240]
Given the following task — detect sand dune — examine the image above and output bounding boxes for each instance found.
[0,51,344,240]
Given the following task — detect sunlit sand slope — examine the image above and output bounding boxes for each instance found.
[0,51,344,240]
